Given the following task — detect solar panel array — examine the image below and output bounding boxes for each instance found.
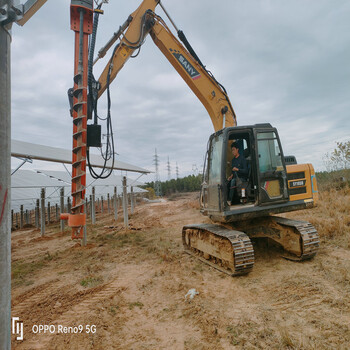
[11,170,147,212]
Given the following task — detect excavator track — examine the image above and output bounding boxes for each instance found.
[272,217,320,261]
[182,224,254,276]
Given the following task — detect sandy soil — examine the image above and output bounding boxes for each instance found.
[11,192,350,349]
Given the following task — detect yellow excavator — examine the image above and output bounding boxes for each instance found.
[70,0,319,275]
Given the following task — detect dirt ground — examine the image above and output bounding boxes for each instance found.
[11,190,350,349]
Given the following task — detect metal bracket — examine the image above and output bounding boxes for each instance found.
[1,0,48,26]
[0,1,24,25]
[11,156,32,175]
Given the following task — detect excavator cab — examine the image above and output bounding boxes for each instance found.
[200,123,291,222]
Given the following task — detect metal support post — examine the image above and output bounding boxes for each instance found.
[55,203,59,221]
[67,196,71,214]
[101,196,104,214]
[47,201,51,224]
[82,197,87,246]
[130,186,134,214]
[122,176,128,228]
[20,204,24,229]
[60,187,64,232]
[114,186,118,221]
[35,199,39,228]
[40,187,45,236]
[107,193,110,213]
[25,209,29,225]
[92,187,96,224]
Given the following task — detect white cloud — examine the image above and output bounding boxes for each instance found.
[10,0,350,184]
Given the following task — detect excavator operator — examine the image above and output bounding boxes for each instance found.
[227,142,248,204]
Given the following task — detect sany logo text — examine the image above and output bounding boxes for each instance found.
[170,48,201,80]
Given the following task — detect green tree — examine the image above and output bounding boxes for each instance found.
[142,174,202,196]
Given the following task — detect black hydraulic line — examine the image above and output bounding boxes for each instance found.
[121,11,150,50]
[87,11,153,179]
[95,15,133,63]
[87,39,117,180]
[88,4,102,125]
[177,30,204,68]
[86,3,116,180]
[176,27,237,123]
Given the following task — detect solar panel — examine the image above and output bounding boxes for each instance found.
[12,139,151,174]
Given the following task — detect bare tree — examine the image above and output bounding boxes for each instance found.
[323,141,350,172]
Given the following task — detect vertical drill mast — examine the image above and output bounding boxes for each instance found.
[61,0,93,239]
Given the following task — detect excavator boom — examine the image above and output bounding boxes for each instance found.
[96,1,236,131]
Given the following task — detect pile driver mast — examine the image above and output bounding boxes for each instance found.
[60,0,93,240]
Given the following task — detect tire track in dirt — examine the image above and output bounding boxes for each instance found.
[21,266,149,349]
[12,279,59,314]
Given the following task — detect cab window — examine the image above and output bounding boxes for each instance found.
[257,132,283,173]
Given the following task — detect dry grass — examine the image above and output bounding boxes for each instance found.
[287,185,350,248]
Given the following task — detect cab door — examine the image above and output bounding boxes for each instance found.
[255,130,289,205]
[201,134,224,213]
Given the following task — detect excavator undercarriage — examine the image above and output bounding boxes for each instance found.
[182,224,255,276]
[182,216,319,276]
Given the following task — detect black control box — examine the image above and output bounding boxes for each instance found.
[87,124,102,148]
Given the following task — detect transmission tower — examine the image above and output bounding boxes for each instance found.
[167,156,171,180]
[153,148,161,196]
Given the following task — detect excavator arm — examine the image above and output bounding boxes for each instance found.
[95,0,237,131]
[96,0,158,97]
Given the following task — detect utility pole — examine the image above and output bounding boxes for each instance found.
[0,3,12,347]
[0,1,47,348]
[153,148,161,197]
[176,162,179,179]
